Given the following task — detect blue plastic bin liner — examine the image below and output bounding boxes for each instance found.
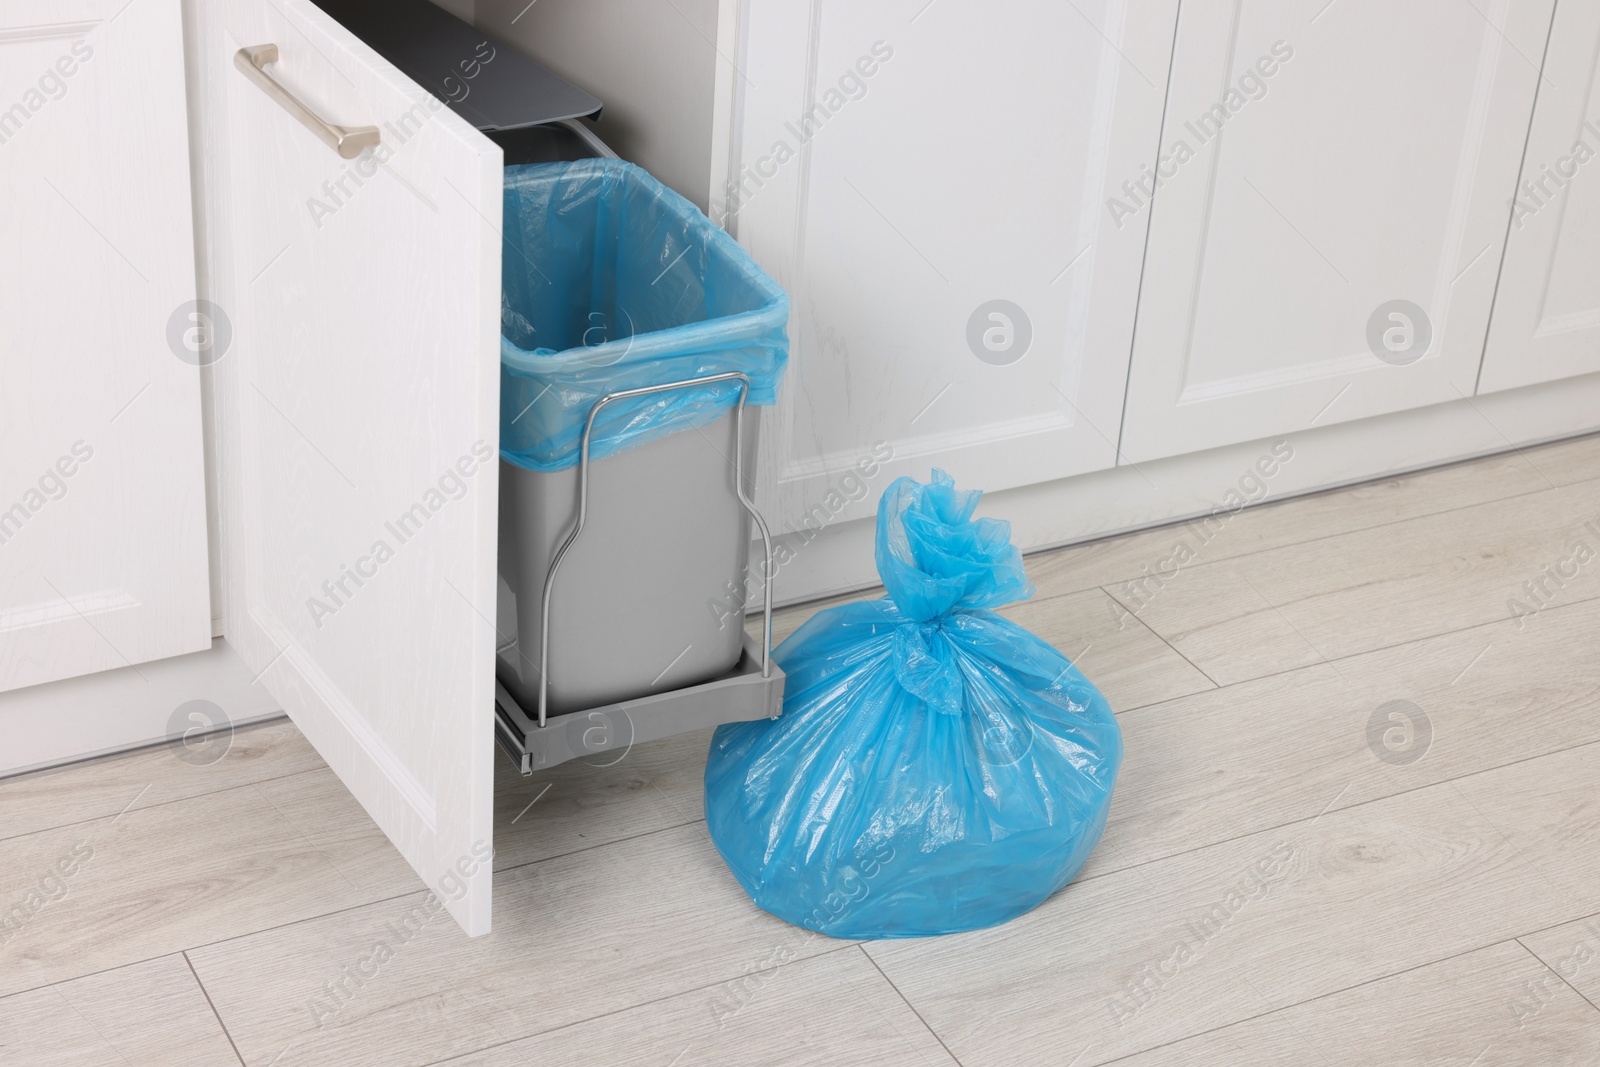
[500,158,789,472]
[704,470,1122,939]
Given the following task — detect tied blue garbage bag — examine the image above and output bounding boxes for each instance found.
[705,470,1122,939]
[500,158,788,472]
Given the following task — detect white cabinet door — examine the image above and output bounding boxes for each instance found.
[205,0,502,934]
[0,0,211,692]
[1119,0,1553,463]
[728,0,1176,534]
[1479,0,1600,393]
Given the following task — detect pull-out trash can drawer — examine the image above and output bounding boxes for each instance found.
[492,152,789,770]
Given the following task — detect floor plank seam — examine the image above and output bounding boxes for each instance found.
[1136,557,1600,675]
[1068,733,1600,891]
[1088,932,1557,1067]
[0,761,339,848]
[1014,457,1596,620]
[183,949,249,1067]
[44,980,142,1066]
[1512,910,1600,946]
[493,814,707,873]
[1514,935,1600,1017]
[857,944,968,1067]
[1104,585,1600,717]
[0,817,718,1004]
[403,940,866,1067]
[1098,585,1222,690]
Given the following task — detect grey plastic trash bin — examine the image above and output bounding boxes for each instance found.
[496,408,755,716]
[492,129,789,736]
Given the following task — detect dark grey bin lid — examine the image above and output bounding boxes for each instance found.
[313,0,602,132]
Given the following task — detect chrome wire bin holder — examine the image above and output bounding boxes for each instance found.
[493,372,784,774]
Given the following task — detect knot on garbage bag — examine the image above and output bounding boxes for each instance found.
[875,468,1035,623]
[891,621,964,715]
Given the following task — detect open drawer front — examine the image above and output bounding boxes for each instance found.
[203,0,767,937]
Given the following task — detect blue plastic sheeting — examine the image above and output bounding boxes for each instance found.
[705,470,1123,939]
[499,158,789,471]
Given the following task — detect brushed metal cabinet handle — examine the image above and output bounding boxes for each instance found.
[234,44,380,160]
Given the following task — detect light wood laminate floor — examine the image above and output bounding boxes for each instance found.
[5,435,1600,1066]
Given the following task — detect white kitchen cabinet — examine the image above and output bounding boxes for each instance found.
[199,0,502,935]
[727,0,1178,534]
[0,0,212,692]
[1479,0,1600,393]
[1118,0,1553,462]
[16,0,1598,939]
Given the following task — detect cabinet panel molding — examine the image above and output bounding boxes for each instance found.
[0,0,212,692]
[1120,0,1554,462]
[1479,0,1600,393]
[724,0,1178,543]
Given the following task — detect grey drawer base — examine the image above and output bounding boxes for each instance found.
[494,634,784,773]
